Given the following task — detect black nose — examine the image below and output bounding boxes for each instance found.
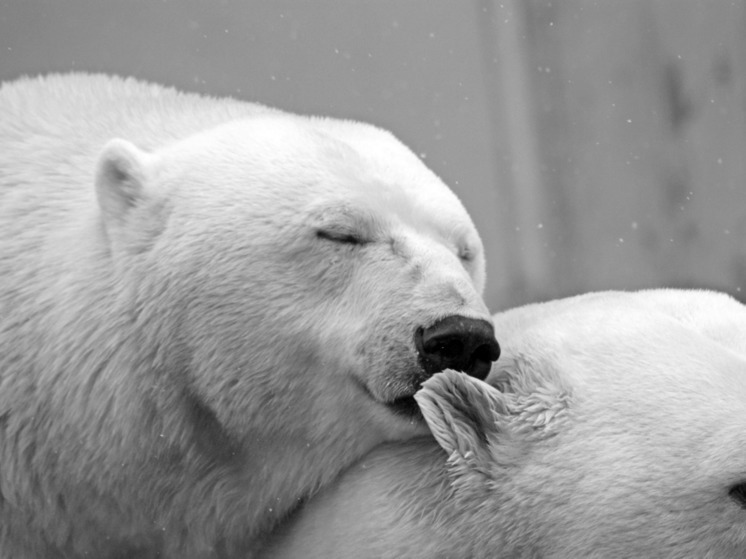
[415,316,500,381]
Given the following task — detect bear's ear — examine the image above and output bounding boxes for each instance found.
[95,138,151,225]
[489,355,571,433]
[415,370,510,473]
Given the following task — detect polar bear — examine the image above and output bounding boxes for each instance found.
[263,289,746,558]
[0,74,499,558]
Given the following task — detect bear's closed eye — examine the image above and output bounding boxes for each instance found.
[316,228,366,245]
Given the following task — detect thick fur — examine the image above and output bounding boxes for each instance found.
[263,289,746,558]
[0,74,491,558]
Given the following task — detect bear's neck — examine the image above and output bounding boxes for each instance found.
[139,393,374,556]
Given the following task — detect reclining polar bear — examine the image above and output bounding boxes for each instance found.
[0,74,499,558]
[264,289,746,558]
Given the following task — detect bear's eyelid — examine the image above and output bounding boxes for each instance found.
[316,227,366,245]
[312,207,373,245]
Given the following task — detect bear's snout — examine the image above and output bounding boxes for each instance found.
[415,316,500,381]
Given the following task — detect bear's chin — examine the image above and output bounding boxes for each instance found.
[353,376,425,421]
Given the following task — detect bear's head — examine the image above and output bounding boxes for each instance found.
[92,114,498,494]
[414,289,746,557]
[261,290,746,558]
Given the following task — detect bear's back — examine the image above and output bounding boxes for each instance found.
[0,73,273,157]
[0,74,278,213]
[0,74,276,264]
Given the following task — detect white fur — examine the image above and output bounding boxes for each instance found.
[263,289,746,558]
[0,74,489,558]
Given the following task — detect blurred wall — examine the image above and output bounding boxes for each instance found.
[497,0,746,305]
[1,0,745,311]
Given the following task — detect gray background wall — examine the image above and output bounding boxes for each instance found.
[2,0,744,312]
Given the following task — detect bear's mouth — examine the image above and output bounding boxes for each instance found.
[385,394,422,419]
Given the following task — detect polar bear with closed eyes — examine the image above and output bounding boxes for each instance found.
[0,73,499,558]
